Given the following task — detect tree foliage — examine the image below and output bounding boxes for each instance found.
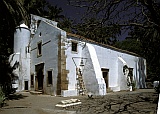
[58,17,73,33]
[114,38,143,55]
[74,18,121,44]
[0,0,67,96]
[69,0,160,80]
[129,25,160,80]
[0,0,29,95]
[24,0,64,21]
[0,0,29,54]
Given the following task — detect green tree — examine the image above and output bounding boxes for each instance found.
[24,0,49,17]
[47,5,64,21]
[74,18,121,44]
[69,0,160,80]
[114,38,143,55]
[24,0,64,21]
[0,0,29,95]
[0,0,69,97]
[58,17,73,33]
[130,26,160,81]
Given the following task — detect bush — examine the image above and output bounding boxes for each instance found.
[154,82,160,93]
[0,57,18,96]
[132,81,136,91]
[0,87,5,107]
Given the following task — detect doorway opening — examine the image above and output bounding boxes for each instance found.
[128,68,133,84]
[101,68,109,92]
[24,81,28,90]
[35,63,44,91]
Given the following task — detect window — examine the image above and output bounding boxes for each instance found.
[31,75,34,87]
[37,20,41,28]
[48,71,52,85]
[39,32,42,37]
[37,41,42,57]
[25,46,30,57]
[25,46,29,53]
[71,42,78,52]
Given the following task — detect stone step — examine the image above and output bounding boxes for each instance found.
[30,91,43,95]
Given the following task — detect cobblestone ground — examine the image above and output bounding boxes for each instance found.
[65,90,159,114]
[0,89,159,114]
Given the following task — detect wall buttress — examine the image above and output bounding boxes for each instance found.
[57,34,69,95]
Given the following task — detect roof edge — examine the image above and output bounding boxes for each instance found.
[67,32,140,57]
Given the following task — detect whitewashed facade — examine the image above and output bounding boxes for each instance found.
[9,23,31,91]
[10,15,146,97]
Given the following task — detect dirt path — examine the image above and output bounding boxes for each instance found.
[67,89,159,114]
[0,89,158,114]
[0,92,75,114]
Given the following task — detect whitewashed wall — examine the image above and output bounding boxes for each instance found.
[92,44,146,91]
[82,43,106,95]
[12,25,31,91]
[30,21,61,95]
[11,15,146,96]
[64,36,146,95]
[29,15,146,96]
[64,37,84,96]
[30,14,57,35]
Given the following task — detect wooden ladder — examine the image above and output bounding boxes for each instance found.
[76,68,87,95]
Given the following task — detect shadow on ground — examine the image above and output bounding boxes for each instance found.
[8,93,28,100]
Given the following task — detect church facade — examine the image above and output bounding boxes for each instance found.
[9,15,146,97]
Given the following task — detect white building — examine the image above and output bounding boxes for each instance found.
[10,15,146,97]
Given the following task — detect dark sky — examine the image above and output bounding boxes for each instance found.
[46,0,128,40]
[46,0,84,21]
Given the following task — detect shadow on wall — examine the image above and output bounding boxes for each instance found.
[138,58,146,88]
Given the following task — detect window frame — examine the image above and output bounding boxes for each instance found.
[37,41,42,57]
[47,70,53,86]
[30,74,34,87]
[71,41,78,52]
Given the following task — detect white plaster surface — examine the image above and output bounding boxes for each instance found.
[86,44,106,95]
[30,14,57,35]
[93,44,119,88]
[12,26,31,91]
[10,15,147,96]
[30,21,60,95]
[61,90,78,97]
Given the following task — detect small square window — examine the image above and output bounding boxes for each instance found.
[48,71,52,85]
[72,42,78,52]
[37,41,42,57]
